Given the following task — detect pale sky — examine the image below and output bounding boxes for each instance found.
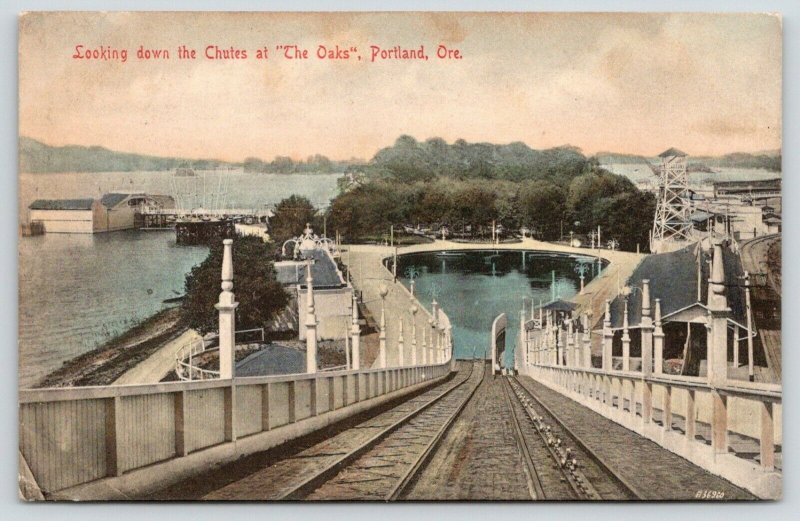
[19,12,782,162]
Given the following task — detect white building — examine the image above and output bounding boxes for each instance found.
[28,193,175,234]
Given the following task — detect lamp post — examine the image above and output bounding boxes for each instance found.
[305,260,318,374]
[574,261,590,294]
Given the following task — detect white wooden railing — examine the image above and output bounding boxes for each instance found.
[20,361,452,497]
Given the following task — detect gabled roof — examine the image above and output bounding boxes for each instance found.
[100,193,132,208]
[608,241,746,329]
[29,199,94,211]
[659,147,687,158]
[609,244,707,329]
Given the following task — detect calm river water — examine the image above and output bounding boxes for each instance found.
[396,250,606,366]
[19,171,342,387]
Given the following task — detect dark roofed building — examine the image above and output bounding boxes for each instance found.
[713,178,781,199]
[608,244,706,330]
[608,242,746,330]
[27,192,177,234]
[603,240,753,376]
[29,199,95,211]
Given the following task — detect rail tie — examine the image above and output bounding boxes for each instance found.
[507,376,644,500]
[279,361,481,500]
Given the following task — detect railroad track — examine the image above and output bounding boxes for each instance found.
[278,360,484,500]
[503,376,643,500]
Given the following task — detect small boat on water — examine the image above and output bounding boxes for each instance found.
[435,251,466,257]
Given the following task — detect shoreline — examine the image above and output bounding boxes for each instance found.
[33,306,186,388]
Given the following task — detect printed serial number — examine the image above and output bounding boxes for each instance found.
[696,490,725,500]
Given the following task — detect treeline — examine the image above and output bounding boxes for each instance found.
[361,135,592,183]
[329,136,655,252]
[20,137,231,173]
[243,154,359,174]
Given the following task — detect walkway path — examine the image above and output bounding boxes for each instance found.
[113,329,201,385]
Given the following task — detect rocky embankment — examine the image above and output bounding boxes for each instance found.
[35,307,186,388]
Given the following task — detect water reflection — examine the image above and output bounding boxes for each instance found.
[396,250,607,365]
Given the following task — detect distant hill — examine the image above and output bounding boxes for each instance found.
[19,137,235,173]
[594,152,652,165]
[595,149,781,173]
[693,152,781,172]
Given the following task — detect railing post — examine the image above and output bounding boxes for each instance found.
[310,378,319,417]
[711,392,728,456]
[105,396,122,477]
[662,385,672,431]
[583,312,592,369]
[602,300,613,372]
[566,319,574,367]
[351,294,361,370]
[174,391,187,456]
[630,380,637,419]
[305,262,318,374]
[224,384,236,442]
[287,381,296,424]
[216,239,238,380]
[639,278,653,426]
[653,299,664,375]
[642,381,652,424]
[707,240,729,388]
[261,383,271,432]
[621,301,631,372]
[760,401,775,471]
[685,389,696,442]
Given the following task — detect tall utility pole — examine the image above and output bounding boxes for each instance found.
[744,271,755,382]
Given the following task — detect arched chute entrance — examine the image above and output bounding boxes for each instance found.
[491,313,507,375]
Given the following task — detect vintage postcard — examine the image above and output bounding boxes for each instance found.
[18,12,781,501]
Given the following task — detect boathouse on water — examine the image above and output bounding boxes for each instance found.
[27,192,175,233]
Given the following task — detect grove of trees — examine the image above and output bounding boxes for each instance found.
[181,235,289,335]
[327,136,656,252]
[269,195,319,245]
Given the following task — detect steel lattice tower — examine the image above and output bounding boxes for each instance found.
[650,148,693,254]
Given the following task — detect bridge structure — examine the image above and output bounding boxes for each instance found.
[18,239,778,501]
